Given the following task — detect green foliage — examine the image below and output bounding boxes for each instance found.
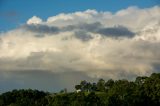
[0,73,160,106]
[105,79,114,90]
[85,92,102,106]
[97,79,105,92]
[75,85,81,90]
[0,89,48,106]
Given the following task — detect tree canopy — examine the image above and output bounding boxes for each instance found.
[0,73,160,106]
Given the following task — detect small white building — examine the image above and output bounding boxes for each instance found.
[76,89,81,93]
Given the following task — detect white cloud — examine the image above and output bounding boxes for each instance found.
[45,6,160,32]
[0,6,160,80]
[27,16,42,25]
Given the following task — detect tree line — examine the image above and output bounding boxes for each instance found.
[0,73,160,106]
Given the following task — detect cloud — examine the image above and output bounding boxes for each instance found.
[27,16,42,25]
[74,30,93,41]
[23,24,60,34]
[23,22,134,38]
[63,22,135,38]
[0,6,160,83]
[45,6,160,31]
[97,25,135,37]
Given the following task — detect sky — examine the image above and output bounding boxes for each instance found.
[0,0,160,93]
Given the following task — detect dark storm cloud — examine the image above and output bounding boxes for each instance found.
[64,23,135,38]
[77,22,102,31]
[62,22,101,32]
[25,21,100,36]
[24,21,134,38]
[74,30,93,41]
[97,26,135,37]
[23,24,60,34]
[22,21,135,39]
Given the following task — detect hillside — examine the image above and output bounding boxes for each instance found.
[0,73,160,106]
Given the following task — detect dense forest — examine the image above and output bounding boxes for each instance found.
[0,73,160,106]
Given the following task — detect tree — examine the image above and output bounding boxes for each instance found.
[135,76,148,85]
[86,92,102,106]
[75,85,82,90]
[105,79,114,90]
[86,82,92,92]
[97,79,105,92]
[91,83,97,91]
[80,80,87,91]
[60,88,67,93]
[1,73,160,106]
[70,92,86,106]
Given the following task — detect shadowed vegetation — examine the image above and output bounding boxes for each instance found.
[0,73,160,106]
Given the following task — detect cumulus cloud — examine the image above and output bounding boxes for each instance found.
[0,6,160,81]
[27,16,42,25]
